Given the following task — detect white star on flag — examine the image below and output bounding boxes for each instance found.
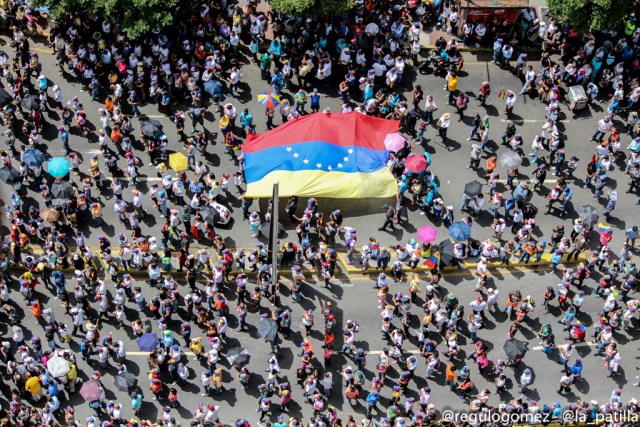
[286,147,292,152]
[316,163,322,168]
[293,153,299,158]
[347,148,354,154]
[327,165,333,171]
[343,157,349,162]
[337,163,343,168]
[303,159,309,164]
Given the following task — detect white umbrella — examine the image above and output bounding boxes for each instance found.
[365,22,379,36]
[47,356,71,377]
[499,150,522,171]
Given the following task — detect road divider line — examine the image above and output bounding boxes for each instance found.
[500,119,571,123]
[531,341,597,351]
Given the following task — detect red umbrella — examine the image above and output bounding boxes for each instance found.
[404,154,427,173]
[418,226,438,243]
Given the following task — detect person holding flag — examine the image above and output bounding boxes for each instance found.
[598,223,613,248]
[504,89,517,118]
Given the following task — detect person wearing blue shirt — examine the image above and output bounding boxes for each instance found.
[551,402,563,419]
[36,75,48,92]
[47,378,59,397]
[365,391,381,417]
[268,39,282,61]
[59,126,71,155]
[398,175,408,196]
[271,72,284,95]
[561,184,573,217]
[189,181,202,195]
[570,358,583,377]
[391,21,404,40]
[47,394,61,417]
[493,39,503,63]
[273,416,287,427]
[310,89,322,113]
[161,90,172,115]
[363,82,374,103]
[626,226,638,247]
[389,92,401,110]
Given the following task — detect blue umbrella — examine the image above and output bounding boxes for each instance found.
[448,221,472,242]
[203,79,223,97]
[23,148,45,166]
[48,157,70,178]
[136,333,159,352]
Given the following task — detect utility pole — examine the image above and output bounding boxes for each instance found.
[268,182,279,287]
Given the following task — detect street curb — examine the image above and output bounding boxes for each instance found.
[9,248,584,281]
[337,252,586,275]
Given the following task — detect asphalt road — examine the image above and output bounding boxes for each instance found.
[2,41,637,253]
[3,270,639,423]
[1,34,640,423]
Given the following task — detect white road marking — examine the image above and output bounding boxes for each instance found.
[124,349,423,356]
[99,176,163,182]
[500,119,571,123]
[531,341,597,351]
[496,179,560,184]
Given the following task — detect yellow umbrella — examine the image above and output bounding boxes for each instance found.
[168,153,189,172]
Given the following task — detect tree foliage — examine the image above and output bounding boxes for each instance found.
[34,0,181,39]
[270,0,355,19]
[546,0,638,33]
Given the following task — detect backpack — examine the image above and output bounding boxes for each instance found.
[546,289,556,300]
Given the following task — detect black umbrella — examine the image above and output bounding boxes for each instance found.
[22,148,45,166]
[0,88,12,107]
[226,347,251,366]
[203,79,223,96]
[0,166,20,184]
[113,373,137,391]
[51,180,74,199]
[140,119,163,137]
[200,207,221,225]
[21,95,40,111]
[503,338,528,360]
[438,239,455,266]
[261,221,285,238]
[258,318,278,342]
[464,180,483,197]
[579,204,599,225]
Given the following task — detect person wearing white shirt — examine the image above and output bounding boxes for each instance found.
[505,90,517,117]
[519,368,532,392]
[520,65,536,94]
[436,112,451,141]
[395,56,405,83]
[592,116,613,142]
[474,23,486,46]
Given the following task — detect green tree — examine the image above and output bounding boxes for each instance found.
[34,0,181,39]
[546,0,638,33]
[270,0,355,19]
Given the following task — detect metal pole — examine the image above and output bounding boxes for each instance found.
[269,183,279,287]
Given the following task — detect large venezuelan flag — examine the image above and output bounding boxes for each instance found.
[242,112,399,198]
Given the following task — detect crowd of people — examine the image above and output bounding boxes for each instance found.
[2,0,640,426]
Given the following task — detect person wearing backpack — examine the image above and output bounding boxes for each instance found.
[542,286,556,314]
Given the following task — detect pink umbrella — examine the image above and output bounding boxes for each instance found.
[404,154,427,173]
[418,226,438,243]
[384,132,407,152]
[79,380,103,402]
